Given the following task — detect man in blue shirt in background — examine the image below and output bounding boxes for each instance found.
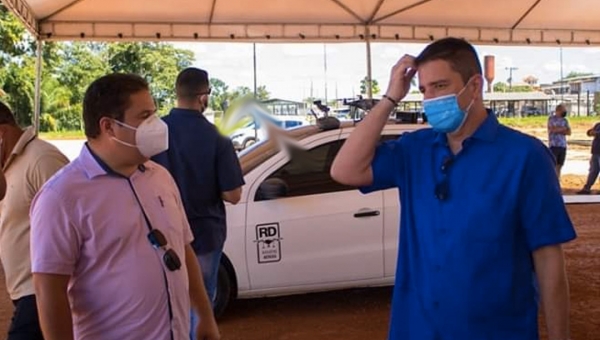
[577,121,600,194]
[331,38,576,340]
[152,67,244,339]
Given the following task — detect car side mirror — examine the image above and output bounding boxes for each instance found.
[256,178,289,201]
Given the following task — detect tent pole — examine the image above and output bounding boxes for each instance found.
[253,43,257,99]
[365,26,373,99]
[34,40,43,135]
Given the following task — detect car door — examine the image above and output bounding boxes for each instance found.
[244,136,384,290]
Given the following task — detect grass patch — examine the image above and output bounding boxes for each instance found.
[39,130,85,140]
[36,115,600,141]
[499,116,599,129]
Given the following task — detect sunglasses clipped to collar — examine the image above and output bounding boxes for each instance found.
[435,156,453,201]
[147,229,182,271]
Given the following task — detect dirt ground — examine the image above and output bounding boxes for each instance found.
[0,204,596,339]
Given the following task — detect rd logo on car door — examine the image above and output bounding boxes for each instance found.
[255,223,282,263]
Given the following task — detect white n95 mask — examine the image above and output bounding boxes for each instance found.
[112,115,169,158]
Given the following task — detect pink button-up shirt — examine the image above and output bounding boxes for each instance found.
[30,145,193,340]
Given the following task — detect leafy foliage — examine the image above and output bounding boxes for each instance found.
[0,5,271,132]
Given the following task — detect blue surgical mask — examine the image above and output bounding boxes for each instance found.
[423,84,474,133]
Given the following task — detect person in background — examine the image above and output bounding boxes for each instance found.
[547,103,571,178]
[577,121,600,194]
[0,101,69,340]
[152,67,244,339]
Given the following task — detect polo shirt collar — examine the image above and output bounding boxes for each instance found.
[3,126,36,170]
[80,143,149,179]
[433,109,499,145]
[9,126,36,156]
[170,107,206,119]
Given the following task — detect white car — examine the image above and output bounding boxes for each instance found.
[214,119,424,316]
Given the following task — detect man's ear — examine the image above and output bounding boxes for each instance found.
[471,75,484,100]
[200,94,210,110]
[99,117,116,136]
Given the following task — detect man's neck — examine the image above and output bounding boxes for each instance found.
[446,107,488,154]
[176,102,203,114]
[87,141,139,177]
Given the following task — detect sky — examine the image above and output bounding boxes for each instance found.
[172,41,600,102]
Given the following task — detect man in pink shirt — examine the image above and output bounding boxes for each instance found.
[29,73,220,340]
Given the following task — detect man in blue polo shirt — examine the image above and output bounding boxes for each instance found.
[331,38,576,340]
[152,67,244,339]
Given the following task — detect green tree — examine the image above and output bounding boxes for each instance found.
[565,71,593,79]
[209,78,230,111]
[255,85,270,101]
[40,77,76,130]
[2,5,198,130]
[0,5,71,128]
[0,4,33,59]
[360,76,380,95]
[229,86,252,102]
[106,42,194,113]
[511,85,534,92]
[57,43,109,105]
[0,4,35,125]
[493,82,508,92]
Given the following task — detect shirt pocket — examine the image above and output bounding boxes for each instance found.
[149,192,187,249]
[464,193,513,243]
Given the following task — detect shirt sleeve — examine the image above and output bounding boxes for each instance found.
[30,187,81,275]
[518,141,576,251]
[359,137,405,194]
[216,135,245,192]
[28,152,69,196]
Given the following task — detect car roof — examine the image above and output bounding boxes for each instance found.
[238,120,424,175]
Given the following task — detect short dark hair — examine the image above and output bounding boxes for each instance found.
[556,103,566,111]
[175,67,210,99]
[415,37,482,85]
[83,73,149,138]
[0,101,17,126]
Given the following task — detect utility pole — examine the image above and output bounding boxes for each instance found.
[505,66,518,91]
[559,46,564,102]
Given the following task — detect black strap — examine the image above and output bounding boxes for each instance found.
[127,179,175,340]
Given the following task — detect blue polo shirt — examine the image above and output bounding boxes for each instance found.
[152,108,244,254]
[361,111,576,340]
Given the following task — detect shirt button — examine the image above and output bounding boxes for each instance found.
[433,301,440,309]
[435,265,441,271]
[439,228,447,234]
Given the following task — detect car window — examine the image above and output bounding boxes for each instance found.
[255,140,354,201]
[254,135,401,201]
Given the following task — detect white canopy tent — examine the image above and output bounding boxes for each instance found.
[3,0,600,129]
[4,0,600,45]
